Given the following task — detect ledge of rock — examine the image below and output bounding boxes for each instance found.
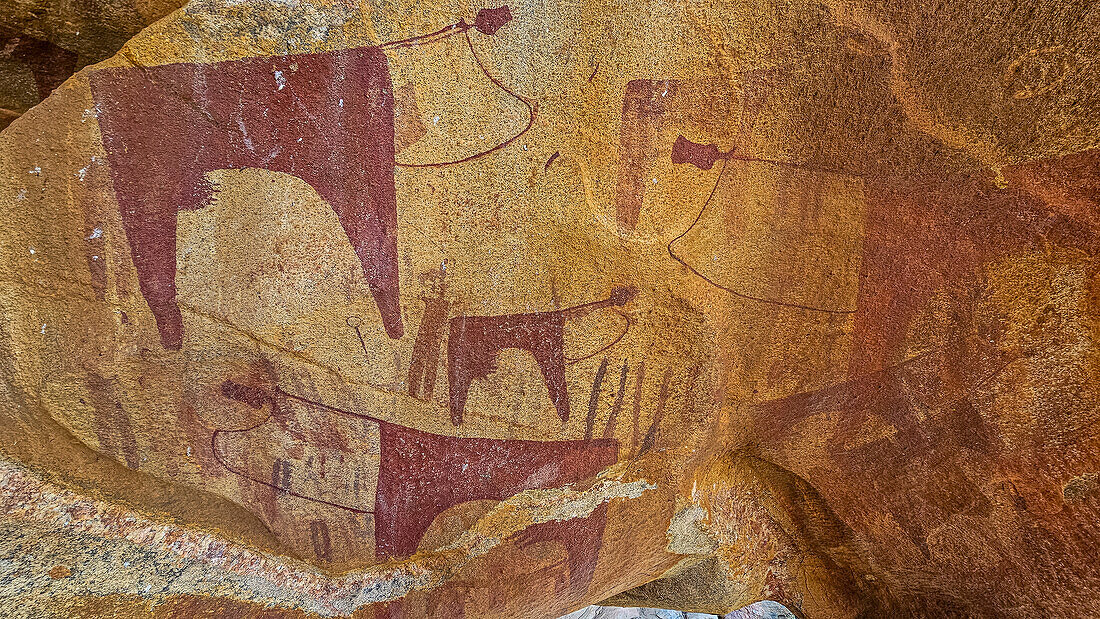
[1,0,1099,616]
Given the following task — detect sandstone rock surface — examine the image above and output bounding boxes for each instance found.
[1,0,1099,617]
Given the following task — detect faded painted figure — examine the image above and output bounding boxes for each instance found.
[2,0,1100,618]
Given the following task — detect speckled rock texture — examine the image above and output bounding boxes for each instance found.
[1,0,1099,617]
[562,600,794,618]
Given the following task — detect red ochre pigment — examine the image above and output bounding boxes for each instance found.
[89,46,402,347]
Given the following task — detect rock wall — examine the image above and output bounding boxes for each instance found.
[1,0,1099,616]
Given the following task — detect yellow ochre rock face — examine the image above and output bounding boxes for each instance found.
[0,0,1099,616]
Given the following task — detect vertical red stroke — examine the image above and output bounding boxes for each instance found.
[615,79,679,230]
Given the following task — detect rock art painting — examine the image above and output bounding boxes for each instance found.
[90,44,404,345]
[87,6,522,347]
[2,0,1100,617]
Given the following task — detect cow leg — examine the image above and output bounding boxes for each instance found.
[446,319,479,425]
[529,314,569,422]
[119,199,184,349]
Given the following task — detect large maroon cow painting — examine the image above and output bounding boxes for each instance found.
[447,287,636,425]
[213,383,617,596]
[88,7,518,349]
[448,311,570,425]
[375,420,617,565]
[90,47,402,347]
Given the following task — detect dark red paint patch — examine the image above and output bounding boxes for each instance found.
[747,154,1100,577]
[89,46,402,348]
[212,387,616,588]
[671,134,733,170]
[407,275,450,401]
[4,35,78,100]
[615,79,680,231]
[375,420,617,562]
[474,6,513,35]
[1002,148,1100,230]
[220,379,269,409]
[513,503,609,591]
